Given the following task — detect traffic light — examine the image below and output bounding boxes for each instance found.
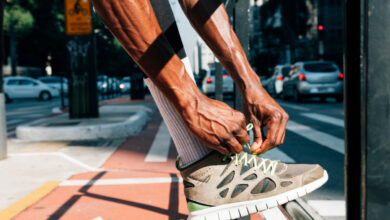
[318,25,324,31]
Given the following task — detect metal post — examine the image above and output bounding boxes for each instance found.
[343,0,364,218]
[363,0,390,218]
[60,75,65,108]
[345,0,390,219]
[215,62,223,101]
[233,0,250,111]
[0,0,7,160]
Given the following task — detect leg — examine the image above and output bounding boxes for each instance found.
[148,0,211,165]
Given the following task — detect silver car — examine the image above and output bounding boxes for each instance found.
[282,61,343,102]
[201,68,234,96]
[264,64,292,97]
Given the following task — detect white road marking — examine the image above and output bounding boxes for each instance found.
[261,207,288,220]
[287,120,344,154]
[307,200,346,217]
[9,152,100,172]
[60,177,183,186]
[301,112,344,127]
[57,152,101,172]
[145,122,171,162]
[278,102,310,111]
[6,118,24,125]
[261,148,295,163]
[92,217,104,220]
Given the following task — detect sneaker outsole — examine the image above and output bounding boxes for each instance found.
[188,171,328,220]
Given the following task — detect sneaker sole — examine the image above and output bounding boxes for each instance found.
[188,170,328,220]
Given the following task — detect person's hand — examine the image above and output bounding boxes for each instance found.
[242,86,289,154]
[180,95,250,155]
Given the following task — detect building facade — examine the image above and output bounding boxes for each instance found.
[250,0,343,76]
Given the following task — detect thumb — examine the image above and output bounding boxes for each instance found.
[250,119,263,152]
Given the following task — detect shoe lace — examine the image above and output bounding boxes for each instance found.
[222,123,279,175]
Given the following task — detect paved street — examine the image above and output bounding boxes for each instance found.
[274,99,345,219]
[1,96,345,219]
[5,98,64,137]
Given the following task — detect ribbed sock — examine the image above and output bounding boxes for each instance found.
[144,67,211,166]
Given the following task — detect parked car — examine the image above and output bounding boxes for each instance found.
[38,76,68,95]
[264,64,292,97]
[282,61,343,102]
[120,77,131,93]
[201,68,234,96]
[97,75,108,94]
[4,76,59,102]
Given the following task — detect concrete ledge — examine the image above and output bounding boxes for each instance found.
[16,105,153,141]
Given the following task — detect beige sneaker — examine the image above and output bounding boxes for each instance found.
[179,151,328,220]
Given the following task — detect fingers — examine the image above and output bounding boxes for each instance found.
[253,111,289,154]
[250,119,263,152]
[234,122,250,144]
[213,145,230,155]
[225,138,243,153]
[275,113,288,146]
[253,118,280,154]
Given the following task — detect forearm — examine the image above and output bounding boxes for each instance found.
[178,0,261,95]
[92,0,203,111]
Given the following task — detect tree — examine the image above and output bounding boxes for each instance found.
[3,1,34,75]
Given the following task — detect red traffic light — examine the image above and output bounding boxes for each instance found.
[318,25,324,31]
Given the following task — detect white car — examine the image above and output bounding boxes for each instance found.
[38,76,68,95]
[201,68,234,96]
[120,77,131,93]
[4,76,59,102]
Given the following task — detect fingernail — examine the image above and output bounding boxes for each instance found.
[250,141,261,151]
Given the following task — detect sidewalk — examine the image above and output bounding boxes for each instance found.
[0,96,291,220]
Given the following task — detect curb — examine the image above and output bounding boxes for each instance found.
[16,105,153,141]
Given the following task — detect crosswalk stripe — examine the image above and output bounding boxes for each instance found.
[307,200,346,217]
[301,112,344,127]
[261,148,295,163]
[144,121,172,162]
[279,102,310,111]
[287,120,344,154]
[6,118,24,126]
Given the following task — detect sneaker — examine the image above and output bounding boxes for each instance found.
[179,151,328,220]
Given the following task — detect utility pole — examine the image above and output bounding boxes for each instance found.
[0,0,8,160]
[214,62,223,101]
[65,0,98,118]
[232,0,250,111]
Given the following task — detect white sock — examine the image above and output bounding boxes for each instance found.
[144,59,211,166]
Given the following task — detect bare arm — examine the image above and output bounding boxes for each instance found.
[179,0,289,154]
[91,0,249,154]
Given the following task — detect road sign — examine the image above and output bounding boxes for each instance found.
[65,0,92,35]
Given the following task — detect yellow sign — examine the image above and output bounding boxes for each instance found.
[65,0,92,35]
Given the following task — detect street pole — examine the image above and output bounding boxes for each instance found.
[214,62,223,101]
[9,22,17,76]
[345,0,390,219]
[232,0,250,111]
[65,0,98,118]
[0,0,7,160]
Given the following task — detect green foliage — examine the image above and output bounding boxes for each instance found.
[4,0,136,76]
[4,3,34,36]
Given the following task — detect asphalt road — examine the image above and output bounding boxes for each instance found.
[5,98,64,136]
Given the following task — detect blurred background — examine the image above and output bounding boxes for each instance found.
[0,0,350,219]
